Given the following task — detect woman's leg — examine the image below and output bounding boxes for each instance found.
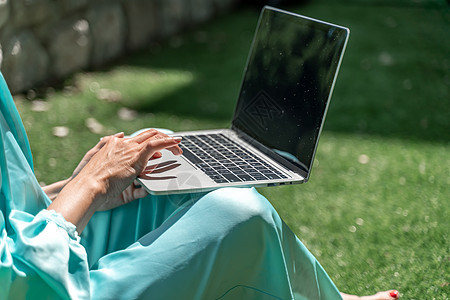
[88,188,342,300]
[81,191,203,266]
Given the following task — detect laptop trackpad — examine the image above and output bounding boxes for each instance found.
[138,149,212,193]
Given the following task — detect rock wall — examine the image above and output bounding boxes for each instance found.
[0,0,239,94]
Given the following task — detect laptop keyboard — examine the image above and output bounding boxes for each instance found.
[179,134,288,184]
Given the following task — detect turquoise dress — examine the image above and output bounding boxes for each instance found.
[0,72,342,300]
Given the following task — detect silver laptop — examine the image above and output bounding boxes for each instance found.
[138,6,350,195]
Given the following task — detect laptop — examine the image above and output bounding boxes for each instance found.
[137,6,350,195]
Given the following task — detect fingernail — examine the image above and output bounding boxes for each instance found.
[172,136,182,142]
[389,290,399,299]
[114,132,124,137]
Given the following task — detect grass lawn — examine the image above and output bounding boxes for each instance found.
[12,0,449,298]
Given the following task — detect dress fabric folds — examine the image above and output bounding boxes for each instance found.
[0,72,342,300]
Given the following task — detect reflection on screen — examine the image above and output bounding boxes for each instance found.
[232,8,348,176]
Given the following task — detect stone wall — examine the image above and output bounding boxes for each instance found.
[0,0,239,94]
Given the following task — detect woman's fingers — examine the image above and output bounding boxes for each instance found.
[144,136,182,157]
[148,136,181,151]
[90,132,124,157]
[127,130,183,157]
[148,145,182,159]
[99,132,124,142]
[113,132,125,138]
[151,151,162,159]
[132,185,148,200]
[165,145,183,156]
[130,129,159,143]
[143,136,182,158]
[95,132,124,153]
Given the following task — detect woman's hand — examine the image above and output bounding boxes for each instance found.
[47,129,182,232]
[76,129,182,210]
[72,131,166,180]
[43,130,169,202]
[95,180,148,211]
[71,132,125,180]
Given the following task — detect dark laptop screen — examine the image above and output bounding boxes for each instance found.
[232,7,349,179]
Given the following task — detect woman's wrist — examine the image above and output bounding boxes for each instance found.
[42,178,71,201]
[47,174,108,232]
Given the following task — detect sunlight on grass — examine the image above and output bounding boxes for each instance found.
[76,67,196,108]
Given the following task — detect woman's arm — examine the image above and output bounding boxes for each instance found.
[42,179,70,201]
[47,129,182,232]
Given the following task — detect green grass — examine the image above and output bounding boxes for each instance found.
[13,0,449,298]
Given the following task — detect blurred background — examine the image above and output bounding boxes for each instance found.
[1,0,449,298]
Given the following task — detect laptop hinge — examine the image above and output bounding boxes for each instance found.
[231,125,309,180]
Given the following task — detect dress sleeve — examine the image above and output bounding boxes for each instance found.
[0,209,90,299]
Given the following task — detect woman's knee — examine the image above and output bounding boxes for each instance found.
[199,187,277,226]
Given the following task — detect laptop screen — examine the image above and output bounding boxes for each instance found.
[232,7,349,179]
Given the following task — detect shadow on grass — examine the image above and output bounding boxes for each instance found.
[113,9,259,123]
